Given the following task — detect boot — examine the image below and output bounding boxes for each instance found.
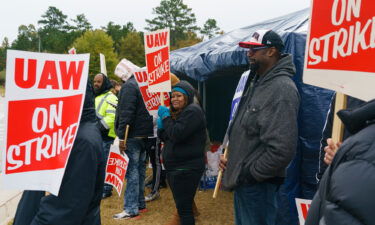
[165,211,180,225]
[166,201,199,225]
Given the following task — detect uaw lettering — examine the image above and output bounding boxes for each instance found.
[146,31,168,49]
[308,0,375,65]
[105,173,122,192]
[15,58,84,90]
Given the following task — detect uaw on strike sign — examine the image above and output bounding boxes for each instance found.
[1,50,89,195]
[134,68,171,118]
[144,28,171,93]
[104,140,129,196]
[304,0,375,101]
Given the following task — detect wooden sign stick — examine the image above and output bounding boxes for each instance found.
[331,92,347,150]
[160,92,165,106]
[123,125,130,146]
[213,147,228,198]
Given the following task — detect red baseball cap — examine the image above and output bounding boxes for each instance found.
[239,29,284,51]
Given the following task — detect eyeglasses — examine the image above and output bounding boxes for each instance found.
[248,46,269,54]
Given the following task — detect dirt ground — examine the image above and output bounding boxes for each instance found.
[100,172,235,225]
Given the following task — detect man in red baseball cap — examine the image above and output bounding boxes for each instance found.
[220,29,300,225]
[239,29,285,75]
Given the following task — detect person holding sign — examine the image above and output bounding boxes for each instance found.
[157,81,206,225]
[113,73,153,220]
[306,99,375,225]
[93,73,118,199]
[219,30,300,225]
[316,94,365,181]
[13,80,106,225]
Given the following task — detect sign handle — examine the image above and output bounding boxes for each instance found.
[331,92,347,150]
[160,92,165,106]
[213,147,228,198]
[124,125,130,145]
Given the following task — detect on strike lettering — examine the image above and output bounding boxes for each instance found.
[14,58,84,90]
[308,0,375,65]
[32,101,63,133]
[6,123,78,171]
[147,60,170,84]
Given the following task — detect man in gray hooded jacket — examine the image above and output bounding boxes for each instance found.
[220,30,300,225]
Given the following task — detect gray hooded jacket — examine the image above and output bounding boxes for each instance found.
[222,54,300,191]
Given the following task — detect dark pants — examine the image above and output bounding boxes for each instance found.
[146,138,166,192]
[102,139,114,194]
[167,169,203,225]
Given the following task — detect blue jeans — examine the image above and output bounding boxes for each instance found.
[123,138,147,215]
[234,182,279,225]
[103,139,114,194]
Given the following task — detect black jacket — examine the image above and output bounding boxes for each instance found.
[317,94,365,180]
[306,99,375,225]
[13,81,105,225]
[115,76,153,139]
[158,81,206,171]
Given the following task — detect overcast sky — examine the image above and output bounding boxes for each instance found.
[1,0,311,44]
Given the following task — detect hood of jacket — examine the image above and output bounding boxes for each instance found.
[338,99,375,134]
[94,73,113,96]
[172,80,195,105]
[81,79,97,124]
[258,54,296,84]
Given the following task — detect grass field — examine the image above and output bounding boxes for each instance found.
[100,173,234,225]
[6,172,233,225]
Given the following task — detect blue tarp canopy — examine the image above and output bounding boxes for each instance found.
[171,8,310,81]
[171,8,334,225]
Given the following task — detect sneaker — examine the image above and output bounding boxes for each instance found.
[145,191,160,202]
[139,207,148,213]
[113,210,140,220]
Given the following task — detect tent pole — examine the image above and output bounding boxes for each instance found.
[198,81,202,97]
[203,81,206,112]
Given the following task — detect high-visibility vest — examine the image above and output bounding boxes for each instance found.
[95,91,118,138]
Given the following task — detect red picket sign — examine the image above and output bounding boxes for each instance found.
[134,68,170,118]
[303,0,375,101]
[2,50,89,195]
[144,28,171,93]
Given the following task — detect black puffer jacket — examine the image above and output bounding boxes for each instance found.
[158,81,207,171]
[306,99,375,225]
[115,75,153,139]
